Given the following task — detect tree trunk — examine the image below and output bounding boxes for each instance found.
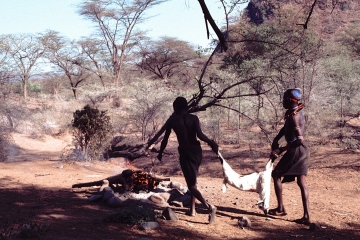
[23,79,27,99]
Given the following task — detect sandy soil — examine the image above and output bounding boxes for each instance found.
[0,133,359,240]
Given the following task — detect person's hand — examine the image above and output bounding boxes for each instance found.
[270,148,281,162]
[157,153,162,162]
[271,140,279,151]
[208,140,219,154]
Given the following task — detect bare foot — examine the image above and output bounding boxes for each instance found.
[208,205,217,224]
[268,208,287,216]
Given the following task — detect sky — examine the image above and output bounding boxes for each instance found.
[0,0,244,47]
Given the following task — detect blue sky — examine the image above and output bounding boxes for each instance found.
[0,0,245,47]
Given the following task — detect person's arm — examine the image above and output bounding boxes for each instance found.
[194,116,218,153]
[280,115,304,152]
[157,123,171,161]
[272,115,304,158]
[270,126,285,161]
[271,126,285,150]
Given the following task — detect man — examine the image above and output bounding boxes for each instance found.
[269,88,311,225]
[157,97,218,224]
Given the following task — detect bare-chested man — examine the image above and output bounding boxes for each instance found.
[157,97,218,224]
[269,88,311,225]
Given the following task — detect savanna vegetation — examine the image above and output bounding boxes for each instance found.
[0,0,359,162]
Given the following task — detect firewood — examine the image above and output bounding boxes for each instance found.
[72,169,170,192]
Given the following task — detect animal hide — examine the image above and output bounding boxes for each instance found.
[218,152,273,214]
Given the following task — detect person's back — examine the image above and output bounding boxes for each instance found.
[167,112,198,148]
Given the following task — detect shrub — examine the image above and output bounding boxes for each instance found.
[71,104,112,160]
[103,203,161,224]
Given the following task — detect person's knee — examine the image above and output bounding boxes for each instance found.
[297,176,307,188]
[272,172,281,182]
[188,185,197,192]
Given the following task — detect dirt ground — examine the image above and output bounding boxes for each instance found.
[0,132,359,240]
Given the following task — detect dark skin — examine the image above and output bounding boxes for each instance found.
[157,109,218,221]
[270,93,310,223]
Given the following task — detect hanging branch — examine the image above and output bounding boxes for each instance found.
[297,0,317,29]
[197,0,228,52]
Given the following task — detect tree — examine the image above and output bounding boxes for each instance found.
[0,36,13,100]
[322,52,360,127]
[136,37,199,80]
[4,33,46,99]
[78,37,113,89]
[78,0,167,87]
[44,32,91,99]
[126,80,172,141]
[339,22,360,58]
[72,104,112,159]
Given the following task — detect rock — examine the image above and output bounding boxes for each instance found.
[102,187,115,202]
[168,189,185,203]
[162,207,179,220]
[170,193,191,207]
[238,216,251,228]
[140,222,160,230]
[88,194,103,202]
[107,196,123,207]
[170,181,188,193]
[158,192,171,202]
[170,181,183,190]
[99,180,109,192]
[149,193,167,206]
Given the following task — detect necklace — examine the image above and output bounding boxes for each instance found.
[284,103,305,120]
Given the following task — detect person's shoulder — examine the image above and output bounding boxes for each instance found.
[187,113,199,120]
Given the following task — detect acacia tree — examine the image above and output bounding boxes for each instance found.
[78,38,113,89]
[136,37,199,81]
[44,32,91,99]
[4,33,46,99]
[0,36,12,100]
[78,0,167,87]
[340,22,360,58]
[322,52,360,125]
[127,80,171,141]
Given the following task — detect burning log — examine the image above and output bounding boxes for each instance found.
[72,169,170,192]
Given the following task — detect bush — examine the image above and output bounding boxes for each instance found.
[103,203,161,224]
[71,104,112,160]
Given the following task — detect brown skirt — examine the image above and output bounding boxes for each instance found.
[272,143,310,183]
[178,142,202,187]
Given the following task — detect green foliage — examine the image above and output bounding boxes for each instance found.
[103,203,161,225]
[12,81,42,95]
[71,104,112,160]
[28,81,42,94]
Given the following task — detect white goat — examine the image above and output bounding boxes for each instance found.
[218,151,273,215]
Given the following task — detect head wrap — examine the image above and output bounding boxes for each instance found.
[284,88,302,102]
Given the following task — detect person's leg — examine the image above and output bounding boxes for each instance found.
[188,184,209,208]
[274,176,284,211]
[189,192,196,216]
[188,184,216,224]
[269,175,286,215]
[296,175,310,222]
